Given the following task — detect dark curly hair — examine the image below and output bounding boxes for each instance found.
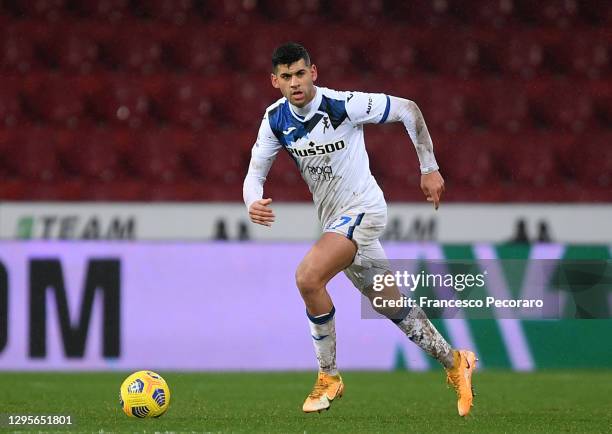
[271,42,311,72]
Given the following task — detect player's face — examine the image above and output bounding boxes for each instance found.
[271,59,318,107]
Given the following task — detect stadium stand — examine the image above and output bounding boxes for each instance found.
[0,0,609,201]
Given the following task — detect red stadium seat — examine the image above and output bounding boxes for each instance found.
[62,128,127,181]
[219,78,279,129]
[1,30,38,73]
[156,76,228,130]
[364,127,405,194]
[0,1,10,18]
[260,0,323,25]
[136,0,197,25]
[528,79,595,132]
[27,77,87,128]
[21,180,84,200]
[91,76,153,128]
[366,125,422,191]
[436,131,501,189]
[555,30,611,79]
[309,29,364,77]
[453,0,521,28]
[0,79,24,127]
[472,80,531,132]
[590,80,612,129]
[0,180,29,199]
[74,0,131,22]
[436,131,508,202]
[168,27,229,74]
[384,0,460,26]
[0,0,607,203]
[499,132,570,188]
[418,79,473,132]
[80,179,144,201]
[579,0,612,26]
[0,129,18,178]
[498,32,548,79]
[326,0,384,27]
[425,30,499,78]
[567,132,612,188]
[205,0,263,24]
[514,0,581,28]
[186,131,250,186]
[102,26,165,74]
[199,179,245,201]
[124,129,192,182]
[144,180,206,201]
[368,77,423,108]
[4,129,63,181]
[12,0,67,21]
[365,28,425,77]
[46,29,101,74]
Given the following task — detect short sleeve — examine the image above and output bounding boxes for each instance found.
[345,92,391,125]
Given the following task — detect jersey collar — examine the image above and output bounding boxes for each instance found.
[288,86,322,123]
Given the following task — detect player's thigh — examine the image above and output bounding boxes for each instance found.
[344,239,391,293]
[296,232,357,288]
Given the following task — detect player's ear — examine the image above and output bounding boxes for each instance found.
[270,73,280,89]
[311,64,318,82]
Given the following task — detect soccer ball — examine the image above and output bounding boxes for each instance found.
[120,370,171,418]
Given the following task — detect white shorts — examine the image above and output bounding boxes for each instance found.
[323,210,391,292]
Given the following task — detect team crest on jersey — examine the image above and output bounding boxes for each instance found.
[322,116,330,133]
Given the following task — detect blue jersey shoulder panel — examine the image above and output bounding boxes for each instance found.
[318,95,348,130]
[268,101,324,146]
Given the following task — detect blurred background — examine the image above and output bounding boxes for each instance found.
[0,0,610,372]
[0,0,610,202]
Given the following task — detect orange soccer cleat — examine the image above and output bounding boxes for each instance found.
[445,349,478,417]
[302,371,344,413]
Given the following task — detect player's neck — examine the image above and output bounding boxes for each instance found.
[290,86,319,118]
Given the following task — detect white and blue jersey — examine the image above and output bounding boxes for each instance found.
[249,86,391,226]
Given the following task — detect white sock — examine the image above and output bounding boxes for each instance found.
[307,306,338,376]
[393,306,454,369]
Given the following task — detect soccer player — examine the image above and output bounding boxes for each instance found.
[243,42,477,417]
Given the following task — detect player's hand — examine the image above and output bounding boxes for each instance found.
[248,198,275,227]
[421,171,445,210]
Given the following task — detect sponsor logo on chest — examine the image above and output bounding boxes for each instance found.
[288,140,346,158]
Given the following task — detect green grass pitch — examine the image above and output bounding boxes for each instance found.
[2,371,611,433]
